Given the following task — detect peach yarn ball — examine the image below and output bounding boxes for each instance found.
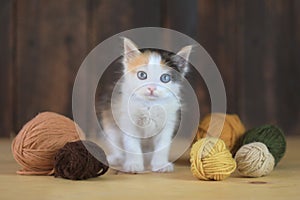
[11,112,85,175]
[197,113,246,154]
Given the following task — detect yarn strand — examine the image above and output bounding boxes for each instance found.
[190,137,236,181]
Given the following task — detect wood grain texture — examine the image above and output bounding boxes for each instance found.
[239,0,298,134]
[0,0,299,137]
[282,0,300,135]
[0,0,14,137]
[275,0,299,134]
[161,0,210,117]
[162,0,198,39]
[15,0,87,131]
[87,0,161,49]
[198,0,239,115]
[1,137,300,199]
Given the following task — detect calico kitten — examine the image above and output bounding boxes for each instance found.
[99,38,192,173]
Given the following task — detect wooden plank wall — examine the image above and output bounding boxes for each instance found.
[239,0,299,134]
[0,0,299,137]
[14,0,88,131]
[0,0,14,137]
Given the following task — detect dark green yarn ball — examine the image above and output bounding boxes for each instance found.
[241,125,286,166]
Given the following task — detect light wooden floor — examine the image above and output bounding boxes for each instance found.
[1,137,299,200]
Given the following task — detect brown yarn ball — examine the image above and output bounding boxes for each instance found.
[54,140,109,180]
[11,112,85,175]
[196,113,246,154]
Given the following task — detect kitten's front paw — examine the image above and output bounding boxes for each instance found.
[152,162,174,173]
[107,154,123,167]
[123,161,144,173]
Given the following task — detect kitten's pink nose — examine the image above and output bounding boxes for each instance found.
[147,86,157,95]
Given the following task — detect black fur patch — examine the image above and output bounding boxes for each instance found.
[139,48,190,83]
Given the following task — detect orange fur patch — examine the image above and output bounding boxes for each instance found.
[126,52,151,72]
[125,52,169,72]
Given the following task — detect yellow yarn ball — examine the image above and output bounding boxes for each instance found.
[190,137,236,181]
[197,113,246,154]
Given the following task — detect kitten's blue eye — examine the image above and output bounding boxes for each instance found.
[160,74,171,83]
[137,71,147,80]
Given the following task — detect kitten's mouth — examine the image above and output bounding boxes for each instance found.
[145,94,159,100]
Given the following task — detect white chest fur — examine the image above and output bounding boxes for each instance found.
[130,104,167,138]
[121,95,180,139]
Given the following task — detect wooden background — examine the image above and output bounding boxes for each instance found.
[0,0,299,137]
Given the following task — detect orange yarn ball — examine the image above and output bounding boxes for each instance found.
[11,112,85,175]
[196,113,246,154]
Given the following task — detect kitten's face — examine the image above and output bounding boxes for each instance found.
[122,38,192,101]
[124,52,179,100]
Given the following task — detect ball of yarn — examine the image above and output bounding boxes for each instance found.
[190,137,236,181]
[11,112,85,175]
[54,140,109,180]
[235,142,275,177]
[197,113,246,154]
[241,125,286,166]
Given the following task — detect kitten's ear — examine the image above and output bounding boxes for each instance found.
[123,37,141,62]
[176,45,192,61]
[175,45,193,75]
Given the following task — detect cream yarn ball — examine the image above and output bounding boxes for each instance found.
[235,142,275,177]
